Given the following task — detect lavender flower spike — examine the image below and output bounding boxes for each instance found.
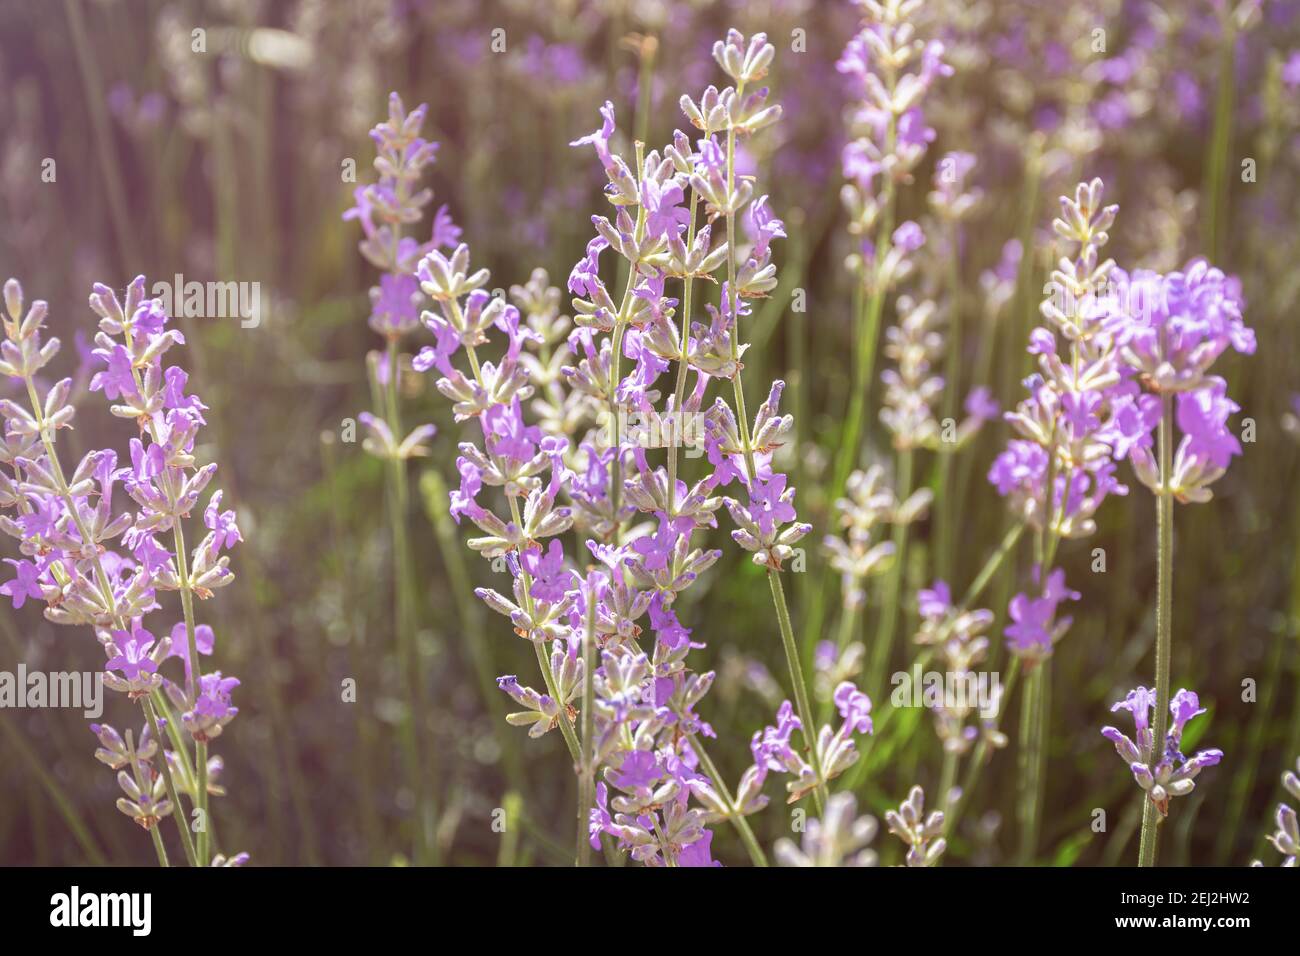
[1101,687,1223,816]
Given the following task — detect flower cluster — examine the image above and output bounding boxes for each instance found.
[837,0,951,288]
[345,92,459,335]
[1252,756,1299,867]
[0,275,243,865]
[884,784,946,867]
[774,792,879,867]
[1100,686,1223,815]
[346,93,460,464]
[1111,260,1254,502]
[824,465,914,614]
[990,179,1130,541]
[989,180,1130,660]
[880,294,998,452]
[914,581,1006,756]
[399,30,840,866]
[90,721,171,830]
[749,682,875,804]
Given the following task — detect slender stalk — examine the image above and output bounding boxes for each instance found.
[1017,661,1045,865]
[378,335,433,864]
[829,83,898,505]
[170,518,209,865]
[509,496,581,764]
[535,641,581,763]
[714,86,827,814]
[148,823,170,868]
[421,470,524,791]
[946,656,1021,837]
[607,143,648,537]
[935,221,963,583]
[62,0,137,267]
[1204,17,1237,265]
[142,697,199,867]
[688,733,769,866]
[867,448,913,695]
[577,577,597,867]
[666,188,702,511]
[769,569,827,815]
[322,436,382,860]
[1138,393,1175,866]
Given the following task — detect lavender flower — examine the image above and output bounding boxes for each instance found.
[750,682,874,803]
[775,792,879,867]
[1,275,243,866]
[1252,756,1299,867]
[1101,687,1223,815]
[885,785,946,867]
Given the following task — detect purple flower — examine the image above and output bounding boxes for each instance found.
[1,558,44,609]
[203,491,242,559]
[963,387,1000,423]
[1176,377,1241,469]
[521,539,568,604]
[751,700,803,772]
[1101,685,1222,811]
[568,236,608,298]
[1283,51,1300,89]
[369,272,422,336]
[89,344,139,402]
[183,672,240,742]
[891,220,925,254]
[104,624,161,696]
[570,100,617,170]
[1004,568,1079,659]
[168,621,215,682]
[609,750,662,790]
[641,178,690,240]
[448,457,485,524]
[917,580,952,622]
[746,195,786,259]
[834,682,873,735]
[481,398,540,464]
[430,203,461,249]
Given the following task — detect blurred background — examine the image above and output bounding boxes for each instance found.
[0,0,1297,866]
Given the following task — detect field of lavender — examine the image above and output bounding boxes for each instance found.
[0,0,1298,875]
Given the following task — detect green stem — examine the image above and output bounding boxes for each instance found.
[935,221,963,583]
[509,496,581,765]
[1204,19,1236,264]
[142,697,199,867]
[829,98,897,505]
[606,144,648,537]
[379,337,433,864]
[1139,393,1175,867]
[1017,660,1046,865]
[148,823,170,867]
[577,576,597,867]
[769,569,827,815]
[868,448,913,696]
[170,519,210,866]
[666,189,702,511]
[946,657,1021,839]
[937,749,959,822]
